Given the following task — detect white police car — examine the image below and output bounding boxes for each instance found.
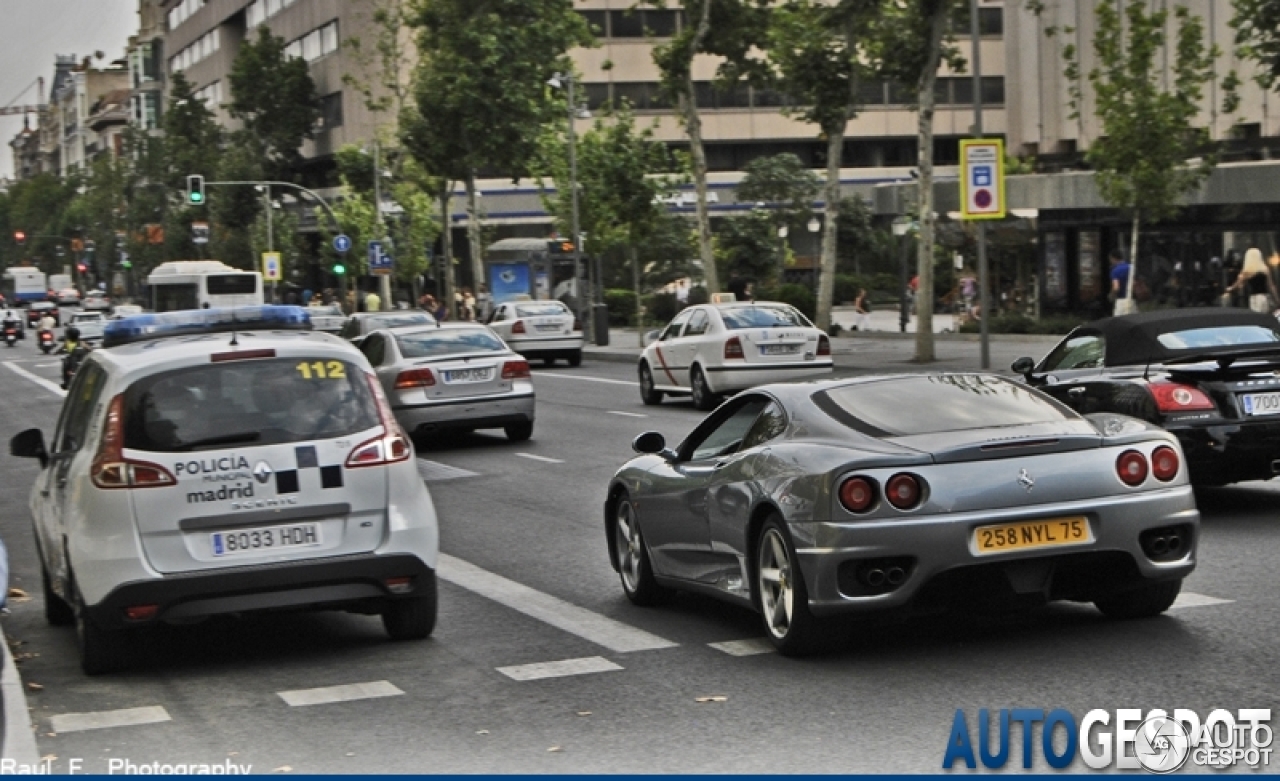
[10,306,440,674]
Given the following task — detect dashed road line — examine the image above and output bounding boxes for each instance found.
[606,411,647,418]
[1171,592,1234,610]
[539,372,637,387]
[3,361,66,398]
[50,705,171,734]
[515,452,564,464]
[708,638,775,657]
[277,680,404,707]
[437,553,678,653]
[496,656,622,682]
[417,458,481,482]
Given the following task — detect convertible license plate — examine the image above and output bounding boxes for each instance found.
[444,368,492,383]
[1240,392,1280,416]
[211,523,321,557]
[760,344,799,356]
[973,517,1091,555]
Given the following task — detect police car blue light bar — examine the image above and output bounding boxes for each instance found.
[103,306,313,348]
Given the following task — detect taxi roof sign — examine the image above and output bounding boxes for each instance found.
[103,305,312,348]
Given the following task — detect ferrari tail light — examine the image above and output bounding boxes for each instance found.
[885,473,922,510]
[91,394,177,489]
[1151,445,1180,481]
[724,336,745,360]
[1116,449,1149,486]
[512,320,527,335]
[502,359,531,380]
[838,476,876,513]
[817,335,831,357]
[1149,381,1215,412]
[394,368,436,389]
[348,374,412,468]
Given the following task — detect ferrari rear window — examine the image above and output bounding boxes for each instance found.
[815,375,1074,436]
[1156,326,1280,350]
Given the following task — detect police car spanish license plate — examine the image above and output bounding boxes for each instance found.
[211,523,322,557]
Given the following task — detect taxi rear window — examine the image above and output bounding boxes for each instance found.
[123,358,380,453]
[721,305,812,330]
[396,328,505,358]
[515,303,569,317]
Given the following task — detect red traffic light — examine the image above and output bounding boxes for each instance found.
[13,231,26,245]
[77,263,88,273]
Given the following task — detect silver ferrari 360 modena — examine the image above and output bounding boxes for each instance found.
[604,373,1199,655]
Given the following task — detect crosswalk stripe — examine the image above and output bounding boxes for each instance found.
[50,705,171,734]
[277,680,404,707]
[496,656,622,681]
[437,553,677,653]
[1171,592,1234,609]
[708,639,775,657]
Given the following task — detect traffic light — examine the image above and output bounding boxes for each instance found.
[13,230,25,246]
[77,263,88,274]
[186,174,206,205]
[332,262,346,276]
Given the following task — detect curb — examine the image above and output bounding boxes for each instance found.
[0,622,39,764]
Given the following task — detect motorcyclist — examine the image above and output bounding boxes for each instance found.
[59,326,87,389]
[2,309,21,334]
[36,312,57,334]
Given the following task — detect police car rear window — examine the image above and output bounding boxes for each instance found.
[123,358,380,453]
[396,328,505,358]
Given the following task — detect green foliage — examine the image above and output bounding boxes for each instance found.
[163,73,223,187]
[714,211,781,285]
[958,313,1080,335]
[209,143,265,270]
[686,285,709,306]
[228,27,321,177]
[757,283,816,320]
[645,291,680,324]
[735,153,820,229]
[1231,0,1280,90]
[604,288,639,326]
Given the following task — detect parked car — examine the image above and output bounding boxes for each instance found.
[1013,308,1280,485]
[638,301,833,410]
[339,311,436,342]
[82,291,112,312]
[605,374,1198,655]
[487,300,584,366]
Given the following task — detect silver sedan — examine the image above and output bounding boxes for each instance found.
[358,323,535,442]
[604,374,1198,655]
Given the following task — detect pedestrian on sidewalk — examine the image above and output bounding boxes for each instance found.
[853,288,872,332]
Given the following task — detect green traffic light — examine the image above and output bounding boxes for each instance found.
[333,264,346,275]
[190,192,204,204]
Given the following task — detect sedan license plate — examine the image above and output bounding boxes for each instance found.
[760,344,799,356]
[1240,392,1280,416]
[973,517,1091,555]
[535,324,561,332]
[211,523,321,557]
[444,368,492,383]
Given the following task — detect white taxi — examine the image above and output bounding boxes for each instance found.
[9,306,440,674]
[638,301,833,409]
[486,300,584,366]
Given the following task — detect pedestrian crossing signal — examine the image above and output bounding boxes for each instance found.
[13,231,25,246]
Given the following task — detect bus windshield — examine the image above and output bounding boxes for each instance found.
[153,283,199,313]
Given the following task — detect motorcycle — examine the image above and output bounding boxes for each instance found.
[60,343,93,389]
[3,325,18,348]
[38,330,55,354]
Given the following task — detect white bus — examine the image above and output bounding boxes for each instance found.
[2,268,48,305]
[147,261,264,312]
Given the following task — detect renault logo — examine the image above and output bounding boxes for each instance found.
[253,461,273,484]
[1017,468,1035,492]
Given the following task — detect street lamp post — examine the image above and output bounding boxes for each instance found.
[548,73,589,342]
[807,216,821,308]
[777,224,789,286]
[893,218,914,333]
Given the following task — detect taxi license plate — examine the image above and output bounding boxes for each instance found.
[535,324,561,332]
[760,344,799,356]
[973,517,1091,555]
[444,368,492,383]
[211,523,321,557]
[1240,392,1280,416]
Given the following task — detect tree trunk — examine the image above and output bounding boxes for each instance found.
[632,244,644,348]
[1126,210,1140,311]
[914,6,949,363]
[683,0,717,296]
[465,172,484,312]
[817,128,843,333]
[439,183,458,321]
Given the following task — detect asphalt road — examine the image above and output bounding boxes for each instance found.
[0,341,1277,773]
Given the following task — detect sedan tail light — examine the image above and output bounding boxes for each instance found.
[512,320,526,335]
[1151,445,1180,481]
[1116,449,1149,486]
[724,336,745,360]
[91,394,177,489]
[838,476,876,513]
[885,473,923,510]
[394,368,436,389]
[817,335,831,357]
[1149,381,1215,412]
[571,318,582,332]
[502,359,531,380]
[348,374,412,468]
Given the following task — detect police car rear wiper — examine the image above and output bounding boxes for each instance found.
[177,431,262,451]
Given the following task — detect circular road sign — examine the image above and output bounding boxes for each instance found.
[333,234,353,254]
[973,189,993,210]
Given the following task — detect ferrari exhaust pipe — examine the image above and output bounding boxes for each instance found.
[1165,534,1181,553]
[864,568,886,587]
[885,567,906,586]
[1150,536,1169,556]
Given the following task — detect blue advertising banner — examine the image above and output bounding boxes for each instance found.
[489,263,530,304]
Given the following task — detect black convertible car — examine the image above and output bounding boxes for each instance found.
[1013,308,1280,485]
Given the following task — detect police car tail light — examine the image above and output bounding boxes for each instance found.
[91,394,177,489]
[502,359,531,380]
[817,335,831,357]
[1116,449,1149,486]
[347,374,412,468]
[724,336,745,360]
[1151,445,1180,481]
[394,368,436,389]
[1149,381,1214,412]
[512,320,527,335]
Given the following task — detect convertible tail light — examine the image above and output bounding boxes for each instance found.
[512,320,527,335]
[348,374,412,468]
[724,336,745,360]
[394,368,436,389]
[1116,449,1149,486]
[91,394,177,489]
[502,359,531,380]
[817,335,831,357]
[1151,445,1180,481]
[885,473,923,510]
[838,476,876,513]
[1149,381,1214,412]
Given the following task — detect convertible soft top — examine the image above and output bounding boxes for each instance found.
[1078,308,1280,366]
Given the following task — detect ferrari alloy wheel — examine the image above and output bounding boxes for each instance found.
[638,362,664,405]
[1095,578,1182,620]
[690,365,716,411]
[756,516,820,655]
[614,494,667,605]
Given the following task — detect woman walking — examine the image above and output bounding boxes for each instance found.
[1226,248,1279,313]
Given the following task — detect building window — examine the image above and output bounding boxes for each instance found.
[168,27,220,73]
[577,11,606,37]
[979,8,1003,37]
[167,0,207,31]
[608,10,678,38]
[131,92,160,130]
[246,0,264,27]
[195,80,222,107]
[321,92,343,130]
[582,83,611,111]
[980,76,1005,105]
[286,20,339,63]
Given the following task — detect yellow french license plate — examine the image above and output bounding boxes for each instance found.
[973,517,1091,555]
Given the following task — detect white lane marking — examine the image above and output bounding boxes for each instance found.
[1170,592,1234,610]
[417,458,480,481]
[277,680,404,707]
[496,656,622,682]
[50,705,171,734]
[607,411,647,418]
[3,361,66,398]
[539,372,637,387]
[708,638,775,657]
[515,452,564,464]
[35,362,60,368]
[437,553,677,653]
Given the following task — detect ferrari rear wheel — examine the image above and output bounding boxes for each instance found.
[1094,578,1182,619]
[638,362,664,405]
[614,494,668,606]
[690,365,716,411]
[755,516,821,656]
